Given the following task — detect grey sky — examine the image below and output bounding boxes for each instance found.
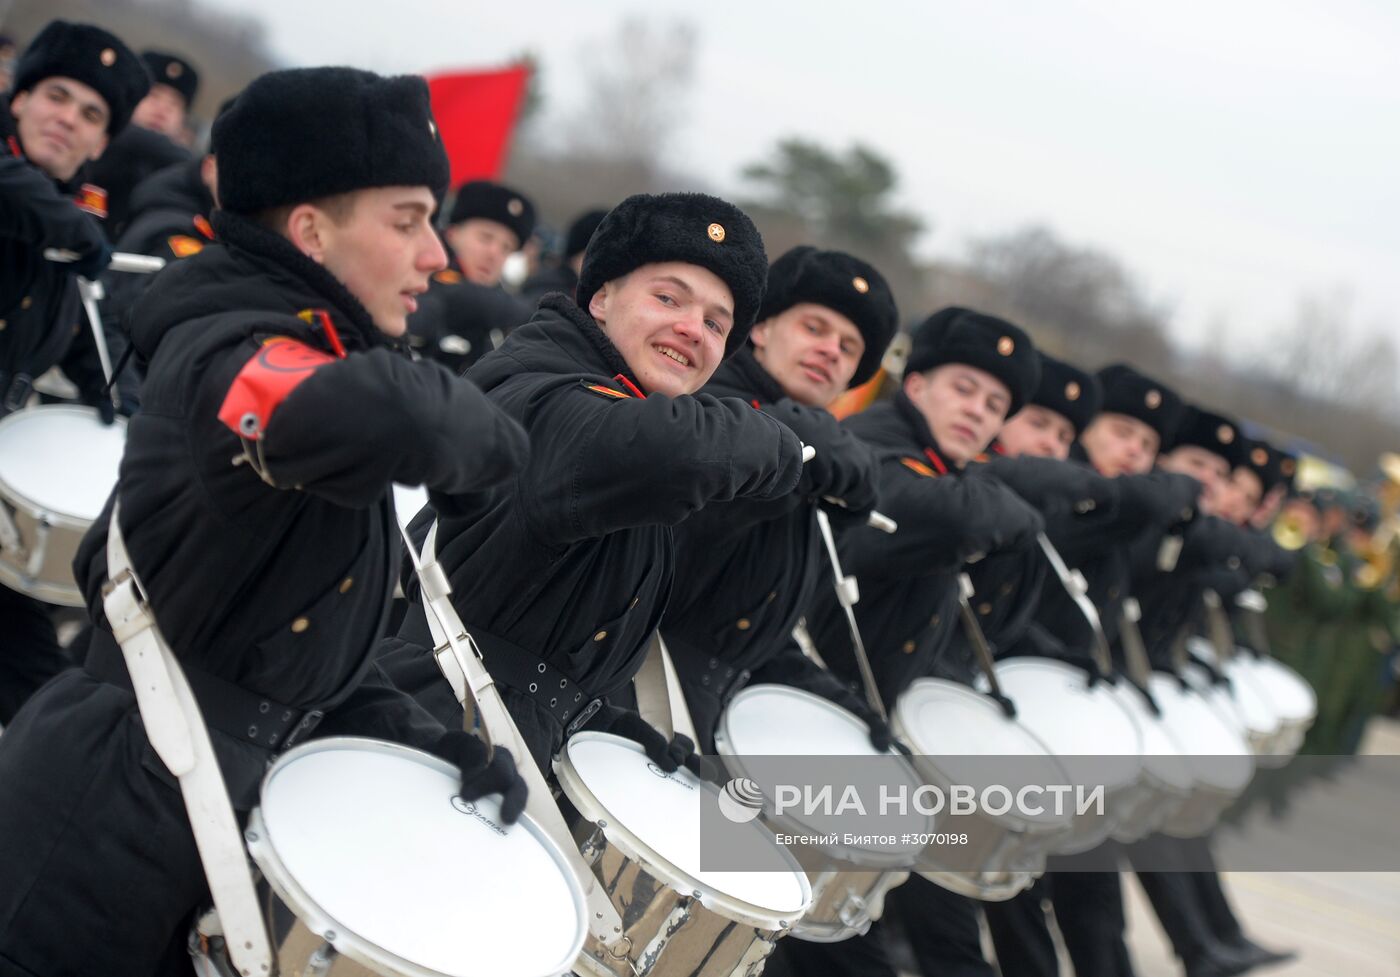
[204,0,1400,358]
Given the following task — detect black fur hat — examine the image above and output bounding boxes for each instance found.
[904,306,1040,415]
[577,192,768,356]
[447,180,536,245]
[13,20,149,135]
[1168,405,1246,468]
[565,208,610,259]
[757,246,898,387]
[212,67,449,216]
[1095,363,1185,441]
[1032,353,1102,436]
[140,50,199,107]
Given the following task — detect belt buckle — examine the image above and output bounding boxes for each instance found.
[565,698,602,737]
[281,709,324,749]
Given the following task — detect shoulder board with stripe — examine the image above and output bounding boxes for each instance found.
[901,457,939,478]
[433,269,463,285]
[168,234,204,258]
[580,379,633,400]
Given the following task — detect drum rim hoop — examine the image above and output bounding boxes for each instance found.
[555,730,813,928]
[0,405,126,522]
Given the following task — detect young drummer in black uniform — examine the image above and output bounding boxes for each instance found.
[407,179,536,371]
[381,192,805,772]
[0,20,147,723]
[0,66,532,976]
[659,245,897,749]
[781,308,1048,977]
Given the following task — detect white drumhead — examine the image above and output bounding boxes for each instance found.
[1108,683,1195,792]
[719,684,891,757]
[0,406,124,520]
[392,483,429,531]
[1243,657,1317,722]
[252,738,585,977]
[557,732,810,919]
[1220,660,1283,736]
[991,660,1144,790]
[895,678,1056,759]
[1148,675,1254,791]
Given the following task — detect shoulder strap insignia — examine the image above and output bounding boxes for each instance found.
[168,234,204,258]
[901,457,938,478]
[581,379,632,400]
[433,269,463,285]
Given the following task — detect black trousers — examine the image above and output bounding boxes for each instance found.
[1130,836,1243,964]
[0,670,208,976]
[0,584,73,724]
[983,870,1136,977]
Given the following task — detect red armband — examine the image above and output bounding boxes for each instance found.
[218,338,336,440]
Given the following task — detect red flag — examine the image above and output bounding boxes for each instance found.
[425,65,531,186]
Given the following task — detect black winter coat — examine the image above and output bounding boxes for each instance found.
[0,112,103,407]
[71,211,530,802]
[661,348,879,744]
[805,394,1043,704]
[405,270,534,373]
[381,294,804,767]
[82,124,190,242]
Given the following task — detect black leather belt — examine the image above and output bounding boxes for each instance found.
[666,641,751,705]
[399,601,602,734]
[86,632,322,751]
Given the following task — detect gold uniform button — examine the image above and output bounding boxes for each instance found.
[1217,424,1235,444]
[167,62,183,79]
[902,640,917,654]
[508,198,524,216]
[593,630,608,642]
[1065,381,1081,401]
[997,336,1015,356]
[338,577,354,593]
[929,614,940,627]
[707,222,726,242]
[290,617,310,633]
[978,602,992,615]
[0,319,6,332]
[852,276,869,294]
[20,296,32,309]
[1251,447,1268,466]
[1145,389,1162,409]
[100,48,117,66]
[736,618,752,631]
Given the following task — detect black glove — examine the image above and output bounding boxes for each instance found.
[859,709,913,757]
[1118,471,1201,528]
[81,389,116,425]
[978,456,1116,518]
[430,730,528,824]
[70,238,114,281]
[963,481,1045,558]
[768,401,879,514]
[587,703,717,782]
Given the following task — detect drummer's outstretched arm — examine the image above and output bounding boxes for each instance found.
[519,389,803,542]
[239,350,530,507]
[0,156,107,258]
[840,468,1041,580]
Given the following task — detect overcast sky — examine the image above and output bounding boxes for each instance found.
[203,0,1400,360]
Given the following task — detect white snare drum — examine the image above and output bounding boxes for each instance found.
[0,405,125,606]
[893,678,1074,901]
[1149,675,1256,838]
[1184,639,1284,756]
[1238,655,1317,764]
[989,659,1146,855]
[556,732,813,977]
[242,737,587,977]
[714,685,927,942]
[1105,682,1195,843]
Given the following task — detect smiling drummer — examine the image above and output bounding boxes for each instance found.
[0,65,533,974]
[658,245,898,750]
[379,192,805,773]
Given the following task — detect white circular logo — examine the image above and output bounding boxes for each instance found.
[717,778,765,823]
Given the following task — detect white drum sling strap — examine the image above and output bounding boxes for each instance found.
[400,518,628,950]
[102,501,274,976]
[632,632,698,745]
